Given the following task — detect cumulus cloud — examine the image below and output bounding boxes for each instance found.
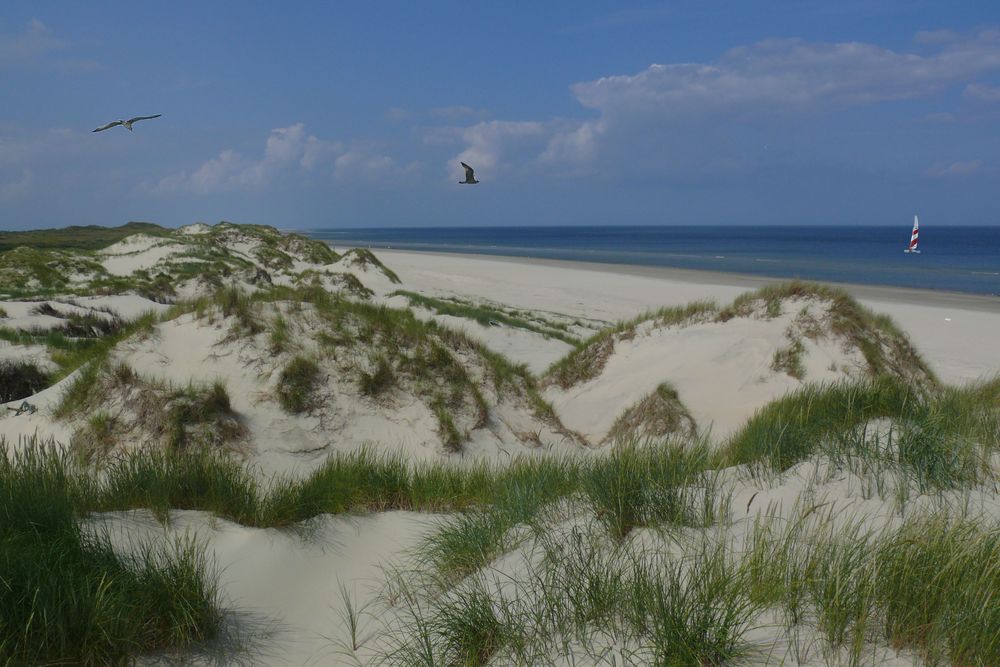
[153,123,342,193]
[571,31,1000,118]
[964,83,1000,102]
[430,106,491,120]
[446,30,1000,181]
[333,147,421,185]
[448,120,546,181]
[925,160,983,179]
[0,19,63,66]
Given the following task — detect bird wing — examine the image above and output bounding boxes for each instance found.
[126,114,162,124]
[92,120,123,132]
[461,162,475,180]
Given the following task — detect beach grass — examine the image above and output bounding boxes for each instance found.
[0,442,221,665]
[391,289,581,345]
[276,355,321,413]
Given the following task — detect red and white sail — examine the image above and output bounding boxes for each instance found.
[906,215,919,252]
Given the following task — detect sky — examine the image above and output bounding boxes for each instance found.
[1,1,999,230]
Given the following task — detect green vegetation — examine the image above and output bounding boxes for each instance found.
[0,443,221,664]
[391,289,581,345]
[0,221,167,252]
[743,510,1000,665]
[719,376,1000,481]
[771,336,806,379]
[165,381,245,451]
[0,358,51,402]
[341,247,401,283]
[582,440,719,540]
[277,355,322,413]
[358,354,396,397]
[52,313,159,418]
[605,382,698,443]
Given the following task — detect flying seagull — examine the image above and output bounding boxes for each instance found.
[92,114,162,133]
[459,162,479,184]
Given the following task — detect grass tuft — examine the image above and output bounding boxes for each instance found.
[276,355,321,413]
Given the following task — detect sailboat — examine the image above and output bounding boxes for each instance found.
[904,215,920,254]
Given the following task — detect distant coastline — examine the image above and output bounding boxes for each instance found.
[306,225,1000,297]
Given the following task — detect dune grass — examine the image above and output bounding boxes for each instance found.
[276,355,321,413]
[720,376,922,472]
[742,509,1000,665]
[720,376,1000,492]
[391,289,581,345]
[0,442,221,664]
[341,247,401,283]
[605,381,698,444]
[543,299,718,389]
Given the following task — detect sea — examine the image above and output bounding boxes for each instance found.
[305,226,1000,297]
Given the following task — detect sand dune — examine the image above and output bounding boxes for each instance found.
[4,228,1000,665]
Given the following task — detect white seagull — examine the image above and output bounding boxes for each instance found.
[459,162,479,184]
[92,114,162,133]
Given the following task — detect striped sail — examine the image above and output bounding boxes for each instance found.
[907,215,919,251]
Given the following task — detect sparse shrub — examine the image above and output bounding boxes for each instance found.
[30,301,61,317]
[216,286,263,337]
[70,411,118,461]
[434,401,464,453]
[165,382,244,450]
[359,355,395,397]
[771,337,806,379]
[277,356,321,414]
[605,382,698,443]
[0,359,51,402]
[343,248,401,283]
[269,314,289,353]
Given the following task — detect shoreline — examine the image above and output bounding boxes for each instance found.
[340,245,1000,314]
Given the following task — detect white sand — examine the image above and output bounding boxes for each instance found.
[90,510,439,666]
[100,235,190,276]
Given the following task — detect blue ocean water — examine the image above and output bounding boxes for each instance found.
[305,226,1000,296]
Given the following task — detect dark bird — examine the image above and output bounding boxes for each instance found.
[459,162,479,184]
[93,114,162,133]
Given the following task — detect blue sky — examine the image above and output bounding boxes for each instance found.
[1,1,999,230]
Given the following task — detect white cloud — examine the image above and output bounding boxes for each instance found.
[446,30,1000,180]
[153,123,342,193]
[449,120,546,181]
[430,106,490,120]
[925,160,983,178]
[301,135,343,169]
[571,31,1000,118]
[334,147,420,185]
[0,170,32,201]
[964,83,1000,102]
[0,19,63,66]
